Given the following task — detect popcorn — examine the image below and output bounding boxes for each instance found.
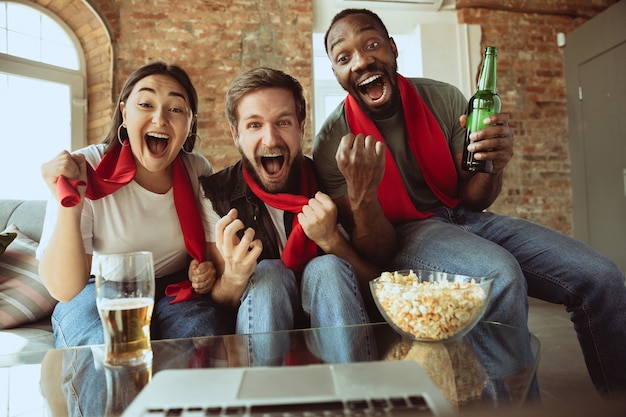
[372,270,488,341]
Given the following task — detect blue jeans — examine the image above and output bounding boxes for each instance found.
[466,322,540,404]
[51,272,235,348]
[236,256,376,365]
[61,348,105,417]
[390,205,626,398]
[59,338,206,416]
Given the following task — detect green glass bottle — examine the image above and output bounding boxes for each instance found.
[462,46,501,173]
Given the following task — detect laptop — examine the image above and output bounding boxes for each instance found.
[122,360,456,417]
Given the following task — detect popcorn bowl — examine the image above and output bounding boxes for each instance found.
[370,270,495,342]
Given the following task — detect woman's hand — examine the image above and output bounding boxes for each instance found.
[188,259,217,294]
[41,150,88,202]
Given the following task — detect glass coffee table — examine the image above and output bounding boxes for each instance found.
[0,321,539,416]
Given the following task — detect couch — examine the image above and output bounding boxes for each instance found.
[0,199,56,361]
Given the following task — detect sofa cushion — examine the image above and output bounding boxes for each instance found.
[0,199,47,243]
[0,224,57,330]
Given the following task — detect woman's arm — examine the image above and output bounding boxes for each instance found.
[38,151,91,302]
[39,207,91,301]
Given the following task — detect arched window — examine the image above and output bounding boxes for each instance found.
[0,0,86,200]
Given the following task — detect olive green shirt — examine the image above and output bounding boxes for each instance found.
[312,77,467,212]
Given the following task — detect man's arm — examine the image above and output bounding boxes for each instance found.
[334,133,398,266]
[333,194,396,267]
[456,113,513,211]
[299,192,381,297]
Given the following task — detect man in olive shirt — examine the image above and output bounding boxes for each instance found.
[313,8,626,398]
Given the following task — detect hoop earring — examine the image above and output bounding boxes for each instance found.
[182,132,200,154]
[117,124,130,146]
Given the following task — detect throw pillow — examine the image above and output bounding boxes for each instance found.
[0,231,17,255]
[0,224,57,329]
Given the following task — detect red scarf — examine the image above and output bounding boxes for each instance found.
[56,142,205,304]
[242,158,319,273]
[345,74,459,222]
[56,141,136,207]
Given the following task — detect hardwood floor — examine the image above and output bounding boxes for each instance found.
[527,297,598,405]
[464,299,626,417]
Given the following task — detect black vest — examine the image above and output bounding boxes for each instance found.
[199,161,282,261]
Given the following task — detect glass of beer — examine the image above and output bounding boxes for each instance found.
[95,251,155,367]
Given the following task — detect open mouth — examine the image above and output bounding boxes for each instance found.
[261,155,285,176]
[358,75,387,101]
[146,133,169,155]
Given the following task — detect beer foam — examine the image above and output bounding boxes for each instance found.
[98,297,153,310]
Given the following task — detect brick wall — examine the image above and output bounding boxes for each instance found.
[456,0,618,233]
[25,0,618,236]
[87,0,314,170]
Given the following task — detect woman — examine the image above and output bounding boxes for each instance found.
[38,62,233,347]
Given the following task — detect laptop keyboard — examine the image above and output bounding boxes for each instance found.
[141,395,434,416]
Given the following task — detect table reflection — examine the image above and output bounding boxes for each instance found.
[39,321,538,416]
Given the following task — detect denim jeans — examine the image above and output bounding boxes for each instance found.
[51,272,235,348]
[236,256,376,365]
[61,348,105,417]
[466,322,540,404]
[58,339,208,417]
[389,205,626,398]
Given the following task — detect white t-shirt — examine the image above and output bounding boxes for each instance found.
[37,144,213,278]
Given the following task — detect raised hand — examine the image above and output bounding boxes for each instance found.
[298,191,341,252]
[215,208,263,287]
[41,150,88,202]
[335,133,386,207]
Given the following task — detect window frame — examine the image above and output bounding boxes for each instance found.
[1,52,87,151]
[0,0,87,151]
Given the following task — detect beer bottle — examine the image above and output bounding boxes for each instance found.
[462,46,501,173]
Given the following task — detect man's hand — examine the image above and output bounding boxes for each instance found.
[298,192,341,252]
[215,208,262,287]
[335,133,385,207]
[460,113,514,173]
[188,259,216,294]
[334,133,396,265]
[457,112,513,211]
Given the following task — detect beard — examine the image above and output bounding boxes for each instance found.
[341,61,402,120]
[360,84,402,121]
[241,150,304,195]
